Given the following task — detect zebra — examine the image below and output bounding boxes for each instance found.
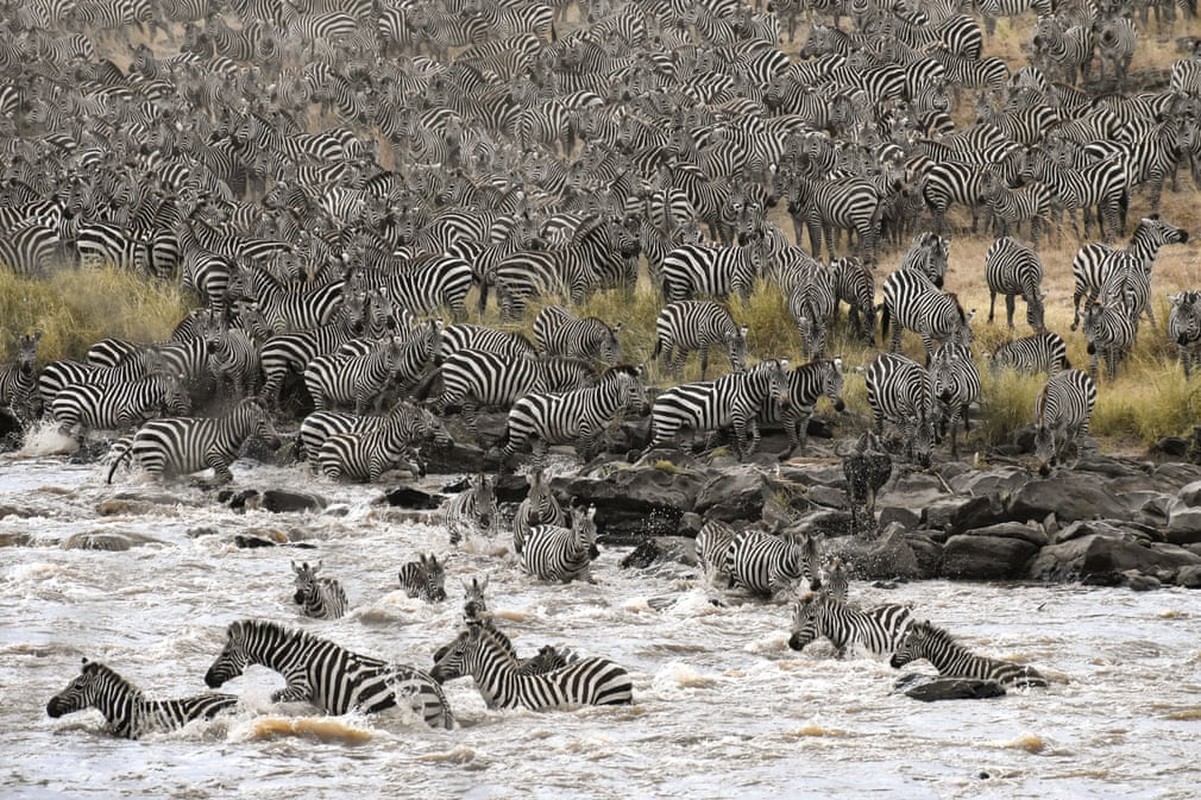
[648,359,789,461]
[305,325,439,415]
[890,620,1048,688]
[881,267,974,364]
[51,374,192,441]
[292,560,349,620]
[1081,301,1137,381]
[532,305,622,365]
[660,238,766,303]
[429,351,598,439]
[822,556,850,604]
[429,616,633,710]
[865,352,935,467]
[436,323,536,363]
[513,468,567,555]
[1071,217,1190,332]
[0,330,43,425]
[770,358,846,457]
[445,473,499,545]
[985,236,1046,332]
[1034,369,1098,472]
[204,619,455,728]
[829,257,877,345]
[929,343,982,459]
[521,504,599,583]
[695,518,737,586]
[499,366,644,469]
[1095,16,1137,88]
[973,0,1053,38]
[788,592,914,659]
[651,301,748,379]
[105,397,279,486]
[781,171,884,264]
[727,529,821,598]
[47,658,238,740]
[921,162,1007,236]
[316,402,446,482]
[1168,290,1201,378]
[1022,150,1128,241]
[398,554,448,603]
[787,261,837,360]
[462,574,490,616]
[986,332,1072,376]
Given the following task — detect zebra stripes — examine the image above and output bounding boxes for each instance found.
[787,261,836,360]
[660,238,766,303]
[987,332,1071,376]
[533,305,622,365]
[788,592,913,658]
[205,619,454,728]
[649,359,788,460]
[398,554,448,603]
[105,397,279,485]
[0,330,43,425]
[316,402,446,482]
[445,473,499,545]
[1034,369,1097,472]
[728,529,821,598]
[882,264,973,364]
[47,658,237,740]
[430,617,632,710]
[652,300,747,379]
[696,518,737,586]
[291,560,348,620]
[929,343,982,459]
[51,374,191,440]
[865,352,935,467]
[522,505,599,583]
[1169,291,1201,379]
[513,468,567,556]
[985,236,1046,332]
[890,620,1048,688]
[771,358,846,457]
[1082,301,1137,381]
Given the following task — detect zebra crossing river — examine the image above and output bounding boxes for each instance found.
[2,448,1198,799]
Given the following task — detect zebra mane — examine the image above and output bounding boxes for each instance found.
[78,659,144,696]
[465,617,521,664]
[911,620,960,649]
[601,363,642,379]
[230,618,312,647]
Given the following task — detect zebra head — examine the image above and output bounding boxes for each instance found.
[1169,291,1201,346]
[16,329,41,373]
[205,620,257,689]
[1136,216,1190,249]
[725,324,750,373]
[292,560,323,606]
[572,504,600,560]
[472,473,498,532]
[787,592,826,651]
[462,574,489,617]
[422,554,447,603]
[889,620,936,670]
[430,619,487,684]
[47,658,127,719]
[823,556,850,604]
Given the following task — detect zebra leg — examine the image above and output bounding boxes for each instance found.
[1005,295,1017,330]
[988,291,998,325]
[697,346,709,380]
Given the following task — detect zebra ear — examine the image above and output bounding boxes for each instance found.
[291,560,300,573]
[832,356,843,373]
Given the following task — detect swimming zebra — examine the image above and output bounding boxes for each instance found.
[499,366,644,469]
[1081,301,1136,381]
[533,305,622,365]
[300,402,451,472]
[292,560,348,620]
[521,504,599,583]
[445,473,499,545]
[105,397,279,486]
[788,592,913,659]
[1168,290,1201,379]
[51,374,192,441]
[462,574,490,615]
[929,342,981,459]
[398,554,447,603]
[513,468,567,556]
[47,658,238,740]
[430,617,632,710]
[769,358,846,457]
[890,620,1048,687]
[316,403,446,482]
[695,518,737,586]
[0,330,42,425]
[865,352,935,467]
[985,236,1045,332]
[648,359,788,461]
[1034,368,1097,473]
[651,300,748,379]
[727,529,821,598]
[822,556,850,604]
[205,619,455,728]
[986,332,1071,376]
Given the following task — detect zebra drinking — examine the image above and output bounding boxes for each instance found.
[788,592,913,659]
[1034,369,1097,474]
[47,658,238,740]
[292,560,349,620]
[205,619,455,728]
[890,620,1048,687]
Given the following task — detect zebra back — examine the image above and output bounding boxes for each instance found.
[890,620,1048,687]
[398,554,447,603]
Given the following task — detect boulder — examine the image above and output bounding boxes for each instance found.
[941,524,1045,580]
[824,523,924,580]
[924,495,1003,535]
[1174,565,1201,588]
[261,489,327,513]
[894,674,1007,702]
[904,532,944,578]
[1006,473,1130,523]
[1166,507,1201,546]
[694,467,774,521]
[62,530,164,550]
[379,487,444,510]
[1028,533,1201,582]
[619,536,697,569]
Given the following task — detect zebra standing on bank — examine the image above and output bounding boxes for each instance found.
[0,330,43,426]
[1168,290,1201,378]
[105,397,279,486]
[430,617,633,709]
[499,366,644,469]
[985,236,1046,331]
[929,342,982,459]
[769,357,846,457]
[397,554,448,603]
[788,592,914,659]
[51,374,192,441]
[648,359,788,461]
[865,352,936,467]
[47,658,238,740]
[986,332,1071,376]
[445,473,499,545]
[533,305,622,365]
[522,504,599,583]
[651,300,748,379]
[1081,301,1137,381]
[300,402,450,471]
[882,267,974,364]
[787,260,837,360]
[1034,368,1098,472]
[829,257,877,345]
[727,529,821,598]
[890,620,1048,687]
[292,561,349,620]
[316,402,446,482]
[513,468,567,555]
[205,619,455,728]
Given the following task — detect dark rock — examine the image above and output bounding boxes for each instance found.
[924,495,1002,535]
[895,674,1007,702]
[694,468,774,521]
[0,505,34,520]
[223,489,260,512]
[62,531,163,550]
[1150,436,1188,458]
[261,489,326,513]
[1154,463,1201,490]
[424,441,492,475]
[904,532,944,578]
[878,506,920,532]
[948,466,1028,497]
[1175,565,1201,588]
[619,536,697,569]
[1167,507,1201,545]
[1123,571,1161,591]
[805,484,847,510]
[962,521,1049,547]
[0,532,32,547]
[1007,473,1129,523]
[380,487,444,510]
[1175,479,1201,507]
[787,509,855,540]
[825,523,924,579]
[235,534,279,548]
[942,530,1042,580]
[1030,533,1201,581]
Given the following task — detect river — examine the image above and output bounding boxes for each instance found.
[2,432,1199,800]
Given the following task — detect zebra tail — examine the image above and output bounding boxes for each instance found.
[879,302,891,341]
[105,437,134,484]
[650,336,663,362]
